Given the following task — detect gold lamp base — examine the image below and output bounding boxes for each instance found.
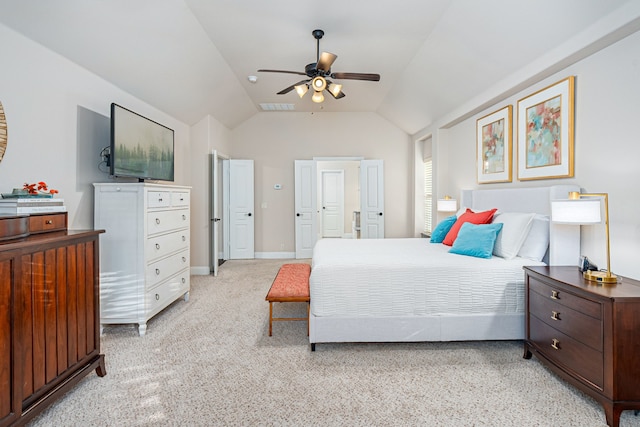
[583,270,618,284]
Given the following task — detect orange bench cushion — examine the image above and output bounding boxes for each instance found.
[266,263,311,302]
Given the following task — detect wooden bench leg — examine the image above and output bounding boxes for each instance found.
[269,302,273,336]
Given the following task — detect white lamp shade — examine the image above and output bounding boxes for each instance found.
[551,199,602,224]
[437,199,457,212]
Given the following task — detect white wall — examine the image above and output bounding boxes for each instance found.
[230,112,412,254]
[0,24,191,230]
[433,30,640,280]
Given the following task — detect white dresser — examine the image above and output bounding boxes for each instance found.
[94,183,191,336]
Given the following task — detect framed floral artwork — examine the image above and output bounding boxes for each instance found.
[517,76,575,180]
[476,105,512,184]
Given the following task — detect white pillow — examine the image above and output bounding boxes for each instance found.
[492,212,535,259]
[517,214,550,262]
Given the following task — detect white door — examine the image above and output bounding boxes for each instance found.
[211,150,219,275]
[229,159,255,259]
[321,170,344,238]
[294,160,317,259]
[360,159,384,238]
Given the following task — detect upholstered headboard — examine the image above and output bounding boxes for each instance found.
[460,185,580,266]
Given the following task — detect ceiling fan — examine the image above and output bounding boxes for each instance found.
[258,29,381,103]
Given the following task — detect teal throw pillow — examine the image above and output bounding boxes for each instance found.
[430,215,457,243]
[449,222,504,258]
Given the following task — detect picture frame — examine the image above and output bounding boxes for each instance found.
[517,76,575,180]
[476,105,512,184]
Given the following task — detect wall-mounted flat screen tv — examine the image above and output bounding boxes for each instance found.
[110,103,175,181]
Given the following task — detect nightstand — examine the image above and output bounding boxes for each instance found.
[523,266,640,427]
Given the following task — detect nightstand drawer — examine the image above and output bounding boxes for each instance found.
[529,276,601,319]
[529,290,602,351]
[28,213,67,233]
[529,315,603,390]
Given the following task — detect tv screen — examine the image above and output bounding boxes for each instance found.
[110,103,175,181]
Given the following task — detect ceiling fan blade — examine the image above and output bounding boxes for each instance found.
[317,52,337,71]
[276,79,310,95]
[331,72,380,81]
[258,69,307,76]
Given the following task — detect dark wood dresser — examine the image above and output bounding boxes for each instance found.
[0,213,106,426]
[523,265,640,427]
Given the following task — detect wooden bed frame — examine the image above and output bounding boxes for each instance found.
[308,185,580,350]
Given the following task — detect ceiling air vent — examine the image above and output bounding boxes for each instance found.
[259,103,295,111]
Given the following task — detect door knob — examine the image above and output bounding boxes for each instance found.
[378,212,383,216]
[247,213,252,216]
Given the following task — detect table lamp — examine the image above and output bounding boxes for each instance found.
[437,196,457,213]
[551,191,617,284]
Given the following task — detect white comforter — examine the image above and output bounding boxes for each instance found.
[310,238,544,318]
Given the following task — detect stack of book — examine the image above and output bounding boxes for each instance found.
[0,198,66,215]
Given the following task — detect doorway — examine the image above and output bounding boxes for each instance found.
[316,160,360,240]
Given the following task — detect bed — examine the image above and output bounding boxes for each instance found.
[308,185,580,349]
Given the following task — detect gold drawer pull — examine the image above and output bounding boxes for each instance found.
[551,311,560,321]
[550,290,559,300]
[551,339,560,350]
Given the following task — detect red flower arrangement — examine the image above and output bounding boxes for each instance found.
[23,181,59,195]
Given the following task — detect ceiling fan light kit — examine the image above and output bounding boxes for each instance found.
[258,29,380,104]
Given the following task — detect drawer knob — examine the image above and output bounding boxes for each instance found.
[182,277,186,284]
[182,214,186,220]
[159,198,163,202]
[155,268,160,275]
[551,311,560,321]
[551,338,560,350]
[550,290,559,300]
[155,243,160,250]
[155,293,159,301]
[182,235,186,242]
[156,218,161,225]
[45,220,53,224]
[182,257,186,262]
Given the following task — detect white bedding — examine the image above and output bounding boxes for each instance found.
[310,238,545,318]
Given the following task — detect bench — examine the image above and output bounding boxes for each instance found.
[265,263,311,336]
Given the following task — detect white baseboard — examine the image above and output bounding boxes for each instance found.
[255,252,296,259]
[190,266,211,276]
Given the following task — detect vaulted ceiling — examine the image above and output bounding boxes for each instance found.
[0,0,638,134]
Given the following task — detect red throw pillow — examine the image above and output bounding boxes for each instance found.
[442,208,498,246]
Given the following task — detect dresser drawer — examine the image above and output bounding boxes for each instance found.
[28,213,67,234]
[147,209,189,235]
[146,249,189,288]
[171,191,189,207]
[529,290,602,351]
[529,276,601,319]
[145,270,190,317]
[146,230,189,262]
[529,315,603,390]
[147,191,171,208]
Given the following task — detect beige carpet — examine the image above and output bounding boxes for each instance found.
[29,259,639,426]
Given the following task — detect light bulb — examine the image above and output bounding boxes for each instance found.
[294,84,308,98]
[312,91,324,103]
